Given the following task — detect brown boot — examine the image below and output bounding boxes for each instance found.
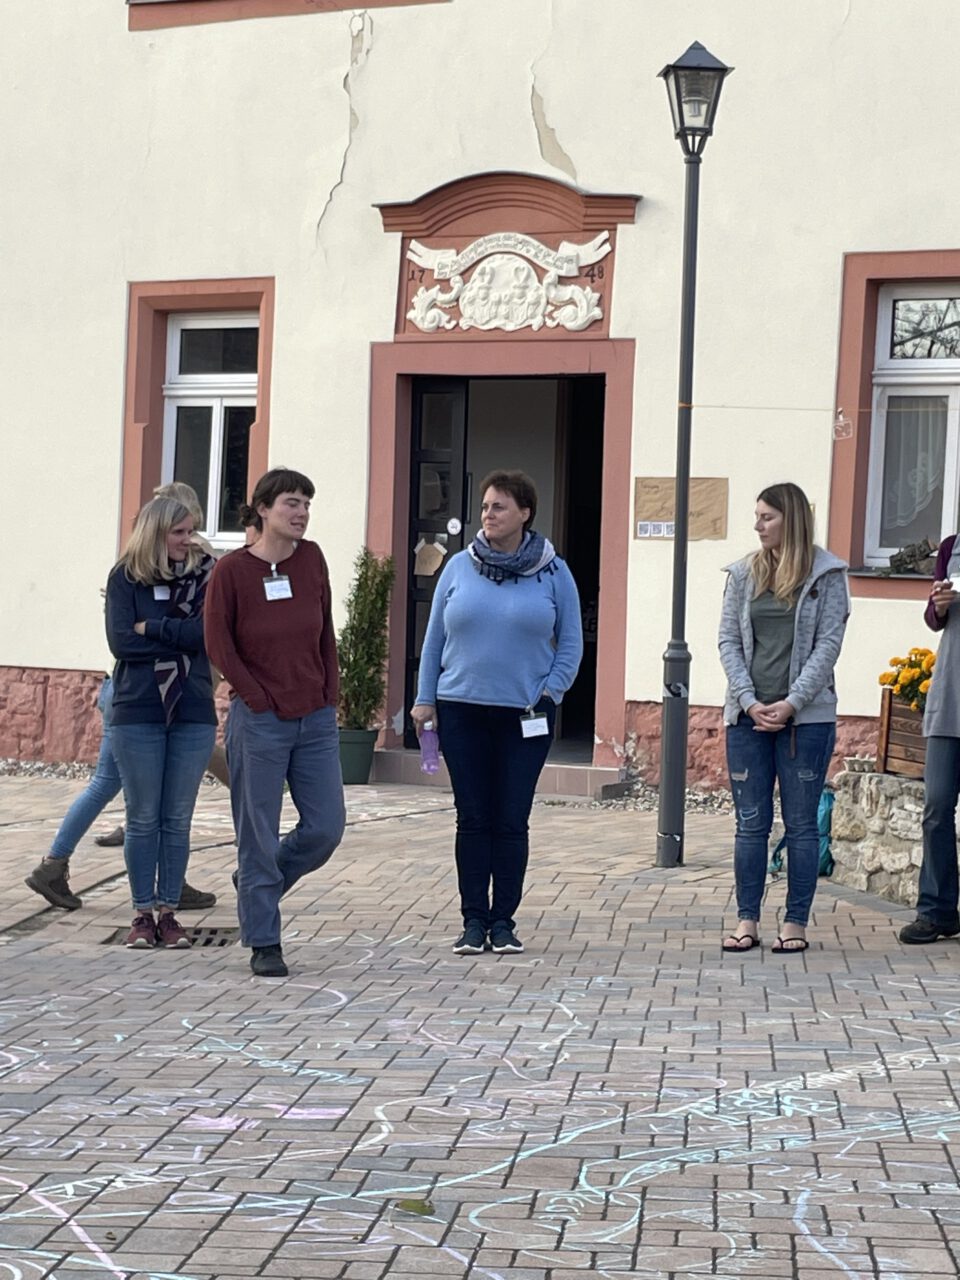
[177,882,217,910]
[94,824,125,847]
[25,858,82,910]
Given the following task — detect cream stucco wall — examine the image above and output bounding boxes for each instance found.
[2,0,955,720]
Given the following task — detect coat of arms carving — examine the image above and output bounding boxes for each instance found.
[405,231,611,334]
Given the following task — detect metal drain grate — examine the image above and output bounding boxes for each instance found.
[103,925,242,946]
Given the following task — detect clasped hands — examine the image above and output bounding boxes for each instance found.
[747,699,794,732]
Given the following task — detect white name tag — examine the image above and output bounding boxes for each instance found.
[264,575,293,601]
[153,585,171,601]
[520,712,549,739]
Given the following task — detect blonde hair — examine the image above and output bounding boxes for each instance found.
[750,482,814,604]
[153,481,204,529]
[121,496,201,585]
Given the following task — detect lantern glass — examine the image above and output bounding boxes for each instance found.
[659,43,732,156]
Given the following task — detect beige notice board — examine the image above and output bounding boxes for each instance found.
[634,476,728,540]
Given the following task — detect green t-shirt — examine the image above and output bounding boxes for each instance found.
[750,590,796,703]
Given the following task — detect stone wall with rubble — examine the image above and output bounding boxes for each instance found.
[830,769,923,907]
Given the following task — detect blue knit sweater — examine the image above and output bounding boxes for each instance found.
[415,550,583,709]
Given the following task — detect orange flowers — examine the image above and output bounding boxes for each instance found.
[879,648,936,712]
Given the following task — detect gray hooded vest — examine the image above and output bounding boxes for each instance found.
[718,546,850,727]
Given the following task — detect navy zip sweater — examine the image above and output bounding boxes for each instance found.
[105,563,216,726]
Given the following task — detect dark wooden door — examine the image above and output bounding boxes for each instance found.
[404,378,468,746]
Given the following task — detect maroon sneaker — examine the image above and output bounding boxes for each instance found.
[156,913,192,949]
[125,914,157,949]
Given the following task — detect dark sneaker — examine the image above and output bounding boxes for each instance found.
[452,921,487,955]
[94,824,125,847]
[125,914,157,949]
[156,913,192,949]
[899,916,960,944]
[177,881,217,910]
[251,945,288,977]
[490,924,524,954]
[25,858,82,911]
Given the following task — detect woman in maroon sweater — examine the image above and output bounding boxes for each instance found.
[898,533,960,944]
[204,467,345,977]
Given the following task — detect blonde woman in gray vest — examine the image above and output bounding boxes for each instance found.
[899,534,960,944]
[718,482,850,954]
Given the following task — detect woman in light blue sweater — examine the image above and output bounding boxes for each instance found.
[413,469,583,957]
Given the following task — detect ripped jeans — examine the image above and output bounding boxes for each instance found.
[726,714,835,926]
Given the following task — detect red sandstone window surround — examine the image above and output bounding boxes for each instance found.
[127,0,448,31]
[830,249,960,602]
[120,279,274,549]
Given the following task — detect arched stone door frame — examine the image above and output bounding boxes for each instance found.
[369,173,639,769]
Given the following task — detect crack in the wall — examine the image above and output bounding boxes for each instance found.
[314,10,373,246]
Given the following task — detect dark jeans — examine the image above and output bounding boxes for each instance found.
[726,714,835,927]
[917,735,960,927]
[438,698,555,930]
[226,701,345,948]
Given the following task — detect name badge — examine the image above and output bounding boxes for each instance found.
[520,711,549,739]
[153,585,171,601]
[264,575,293,601]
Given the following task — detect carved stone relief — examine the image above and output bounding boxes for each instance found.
[405,231,611,334]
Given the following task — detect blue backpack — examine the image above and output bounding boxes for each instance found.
[769,788,834,879]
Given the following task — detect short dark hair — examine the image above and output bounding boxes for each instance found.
[479,470,538,533]
[239,467,315,532]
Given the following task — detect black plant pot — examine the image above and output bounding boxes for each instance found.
[338,728,378,784]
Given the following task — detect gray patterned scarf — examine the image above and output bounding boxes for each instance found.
[467,530,557,584]
[154,554,215,725]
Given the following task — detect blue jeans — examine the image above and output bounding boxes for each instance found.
[917,735,960,926]
[49,677,122,859]
[438,698,555,930]
[226,701,345,948]
[726,715,835,927]
[112,720,216,912]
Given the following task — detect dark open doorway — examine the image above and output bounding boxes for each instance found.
[404,374,604,758]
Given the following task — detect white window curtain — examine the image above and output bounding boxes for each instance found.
[880,395,947,542]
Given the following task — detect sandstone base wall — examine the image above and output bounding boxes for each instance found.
[3,665,882,789]
[624,702,880,788]
[0,666,231,764]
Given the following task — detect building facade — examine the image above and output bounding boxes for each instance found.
[2,0,956,786]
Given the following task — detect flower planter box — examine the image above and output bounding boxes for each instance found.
[875,686,926,779]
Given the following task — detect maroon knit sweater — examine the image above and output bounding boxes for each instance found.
[925,534,958,634]
[204,540,339,719]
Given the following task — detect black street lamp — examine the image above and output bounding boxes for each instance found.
[655,42,733,869]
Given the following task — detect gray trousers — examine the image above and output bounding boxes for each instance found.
[917,735,960,927]
[226,700,345,948]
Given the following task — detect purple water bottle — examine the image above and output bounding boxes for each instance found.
[420,720,440,774]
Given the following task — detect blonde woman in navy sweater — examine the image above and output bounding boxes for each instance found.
[106,496,216,949]
[412,469,583,956]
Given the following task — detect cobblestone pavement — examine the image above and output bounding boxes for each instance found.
[1,775,958,1280]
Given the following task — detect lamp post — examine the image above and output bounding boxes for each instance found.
[655,42,733,869]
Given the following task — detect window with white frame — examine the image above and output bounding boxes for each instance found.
[865,283,960,566]
[161,312,258,547]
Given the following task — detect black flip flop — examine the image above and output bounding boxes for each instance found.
[771,936,809,954]
[722,934,760,952]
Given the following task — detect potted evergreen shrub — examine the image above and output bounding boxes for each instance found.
[337,547,395,784]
